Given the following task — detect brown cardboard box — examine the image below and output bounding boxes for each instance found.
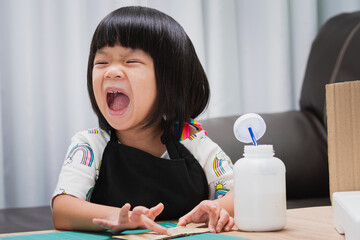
[326,80,360,201]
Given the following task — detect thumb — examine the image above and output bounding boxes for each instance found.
[148,203,164,218]
[177,210,194,226]
[177,216,187,226]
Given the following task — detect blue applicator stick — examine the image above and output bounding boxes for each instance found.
[248,127,258,146]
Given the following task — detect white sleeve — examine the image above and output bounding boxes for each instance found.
[181,130,234,200]
[51,128,109,207]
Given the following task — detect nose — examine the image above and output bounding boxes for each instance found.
[104,65,124,79]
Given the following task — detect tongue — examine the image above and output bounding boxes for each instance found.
[110,93,130,111]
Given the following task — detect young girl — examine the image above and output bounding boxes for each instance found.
[52,6,234,235]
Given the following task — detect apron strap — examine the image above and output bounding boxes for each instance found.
[110,130,118,143]
[164,135,181,160]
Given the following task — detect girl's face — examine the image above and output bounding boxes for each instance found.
[92,45,157,132]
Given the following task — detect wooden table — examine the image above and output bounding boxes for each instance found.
[0,206,344,239]
[223,206,344,240]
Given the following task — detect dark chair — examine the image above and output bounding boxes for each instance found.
[202,11,360,200]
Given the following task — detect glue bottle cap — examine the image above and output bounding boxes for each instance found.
[233,113,266,143]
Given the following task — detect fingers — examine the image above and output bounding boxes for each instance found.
[93,203,132,233]
[178,200,216,227]
[223,216,234,232]
[205,203,234,233]
[177,206,198,226]
[177,215,188,226]
[130,206,150,222]
[177,205,197,226]
[205,203,220,233]
[214,209,230,233]
[119,203,131,224]
[93,203,170,234]
[179,200,233,233]
[147,203,164,219]
[142,215,170,235]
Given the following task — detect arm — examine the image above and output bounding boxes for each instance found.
[52,194,117,231]
[52,194,169,234]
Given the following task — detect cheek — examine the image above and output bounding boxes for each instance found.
[92,74,104,108]
[133,79,157,111]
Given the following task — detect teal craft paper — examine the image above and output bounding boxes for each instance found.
[1,222,250,240]
[0,231,114,240]
[0,222,177,240]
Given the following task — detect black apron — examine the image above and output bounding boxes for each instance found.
[90,131,209,220]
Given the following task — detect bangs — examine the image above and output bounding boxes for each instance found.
[90,7,173,55]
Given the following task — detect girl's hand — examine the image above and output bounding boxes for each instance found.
[177,200,234,233]
[92,203,169,235]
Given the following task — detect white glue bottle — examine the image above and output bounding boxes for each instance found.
[233,113,286,231]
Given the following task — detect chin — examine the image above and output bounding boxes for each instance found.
[106,119,131,131]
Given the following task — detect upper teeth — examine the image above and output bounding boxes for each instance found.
[109,91,121,93]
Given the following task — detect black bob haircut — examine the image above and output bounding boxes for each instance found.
[87,6,210,140]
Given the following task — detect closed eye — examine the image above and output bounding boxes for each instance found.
[126,60,143,64]
[95,61,108,65]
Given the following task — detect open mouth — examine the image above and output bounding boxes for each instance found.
[106,90,130,112]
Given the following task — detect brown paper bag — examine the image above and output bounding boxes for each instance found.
[326,80,360,201]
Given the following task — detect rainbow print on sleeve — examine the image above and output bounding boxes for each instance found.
[213,151,233,177]
[66,144,94,167]
[214,182,229,199]
[88,129,98,134]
